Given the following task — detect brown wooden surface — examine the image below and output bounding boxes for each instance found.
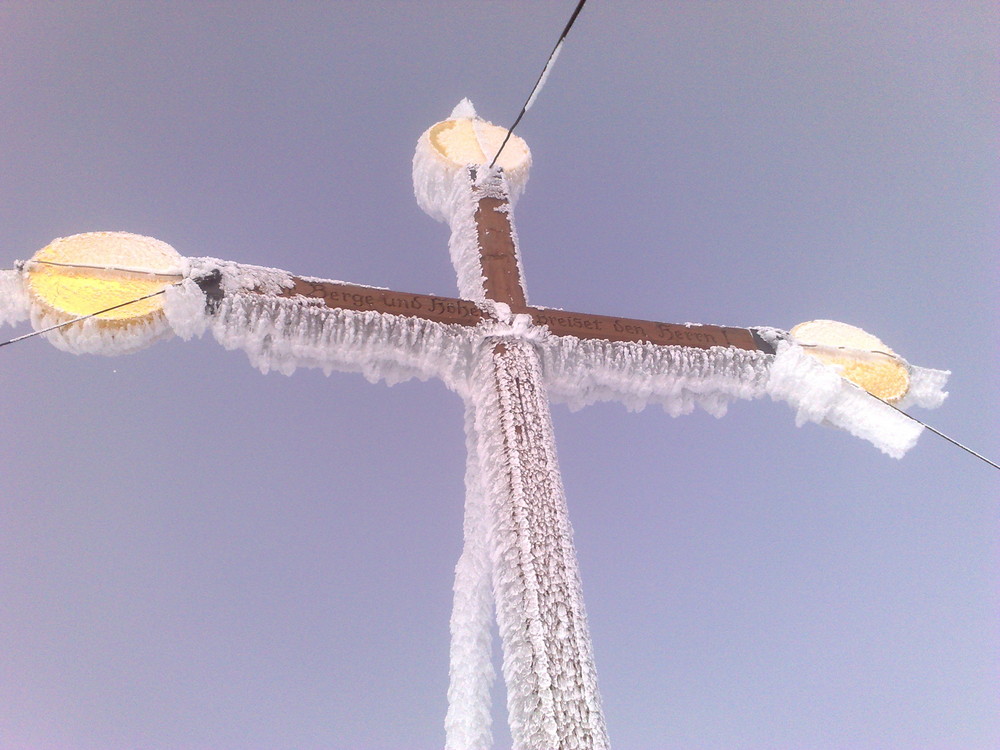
[526,306,765,351]
[474,195,527,309]
[264,277,773,353]
[279,278,485,326]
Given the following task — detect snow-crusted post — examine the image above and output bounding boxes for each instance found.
[466,173,608,748]
[455,175,608,747]
[414,101,608,747]
[470,335,608,749]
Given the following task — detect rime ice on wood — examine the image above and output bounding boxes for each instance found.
[766,337,948,459]
[467,338,608,748]
[2,102,951,748]
[0,269,29,328]
[166,263,480,393]
[416,103,609,748]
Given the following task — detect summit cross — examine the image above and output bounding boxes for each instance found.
[1,106,949,750]
[192,162,774,750]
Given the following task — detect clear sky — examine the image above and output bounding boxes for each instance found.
[1,2,997,748]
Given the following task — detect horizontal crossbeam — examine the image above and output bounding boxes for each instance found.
[270,276,774,354]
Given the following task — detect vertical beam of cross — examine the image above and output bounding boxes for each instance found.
[474,192,528,311]
[446,168,609,748]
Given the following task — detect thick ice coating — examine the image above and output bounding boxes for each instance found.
[766,339,946,459]
[3,232,948,459]
[0,269,30,328]
[159,260,948,461]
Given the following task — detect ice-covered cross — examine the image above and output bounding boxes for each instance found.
[0,101,948,749]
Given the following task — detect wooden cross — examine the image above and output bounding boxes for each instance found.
[5,111,946,750]
[187,165,774,749]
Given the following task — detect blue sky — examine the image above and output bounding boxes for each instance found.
[1,3,997,748]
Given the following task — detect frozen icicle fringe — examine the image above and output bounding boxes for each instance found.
[765,340,949,459]
[540,331,947,458]
[178,285,479,394]
[445,403,496,750]
[163,258,480,392]
[0,269,29,327]
[542,334,773,417]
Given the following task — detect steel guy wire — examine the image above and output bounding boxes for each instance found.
[489,0,588,169]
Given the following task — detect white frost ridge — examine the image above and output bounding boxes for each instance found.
[164,259,479,392]
[465,339,609,749]
[5,252,949,457]
[0,269,29,328]
[766,339,947,459]
[159,262,949,461]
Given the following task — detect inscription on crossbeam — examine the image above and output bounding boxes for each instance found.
[281,278,485,326]
[530,308,769,352]
[275,277,772,353]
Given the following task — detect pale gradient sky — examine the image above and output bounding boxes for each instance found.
[1,2,997,749]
